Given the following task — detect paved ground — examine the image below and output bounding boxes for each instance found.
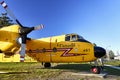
[38,71,120,80]
[0,70,120,80]
[106,65,120,70]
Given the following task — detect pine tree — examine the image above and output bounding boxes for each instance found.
[0,13,14,28]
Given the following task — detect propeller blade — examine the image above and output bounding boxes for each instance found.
[20,35,26,62]
[34,24,44,30]
[20,43,26,62]
[1,1,44,62]
[0,1,23,27]
[19,24,44,34]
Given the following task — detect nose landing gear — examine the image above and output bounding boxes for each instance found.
[90,58,105,74]
[91,66,101,74]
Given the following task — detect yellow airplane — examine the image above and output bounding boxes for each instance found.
[0,1,106,74]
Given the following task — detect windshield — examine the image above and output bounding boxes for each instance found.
[77,35,84,39]
[77,35,90,43]
[65,34,90,43]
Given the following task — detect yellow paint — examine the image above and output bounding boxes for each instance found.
[0,25,20,54]
[0,25,97,62]
[0,53,20,62]
[0,53,37,62]
[26,33,97,63]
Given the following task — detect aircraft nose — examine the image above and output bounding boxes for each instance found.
[94,46,106,58]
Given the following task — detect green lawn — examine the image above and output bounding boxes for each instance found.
[104,60,120,66]
[104,60,120,76]
[0,62,120,80]
[0,63,61,80]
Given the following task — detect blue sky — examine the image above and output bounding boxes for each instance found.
[0,0,120,54]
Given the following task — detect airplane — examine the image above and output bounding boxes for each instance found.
[0,1,106,74]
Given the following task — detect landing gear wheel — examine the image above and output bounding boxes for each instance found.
[44,62,51,68]
[91,66,101,74]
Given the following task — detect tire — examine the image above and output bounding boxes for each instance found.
[91,66,101,74]
[44,62,51,68]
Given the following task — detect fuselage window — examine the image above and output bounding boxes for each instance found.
[65,36,70,41]
[53,47,57,52]
[42,48,46,53]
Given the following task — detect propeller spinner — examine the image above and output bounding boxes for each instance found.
[1,1,44,62]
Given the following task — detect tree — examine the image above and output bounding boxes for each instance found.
[93,43,97,46]
[109,50,115,59]
[116,50,120,56]
[0,13,14,28]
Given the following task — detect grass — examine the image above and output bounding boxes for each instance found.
[0,62,62,80]
[105,66,120,76]
[52,63,91,72]
[0,62,120,80]
[104,60,120,66]
[53,63,120,76]
[0,62,38,71]
[104,60,120,76]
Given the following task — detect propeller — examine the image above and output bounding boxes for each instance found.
[1,1,44,62]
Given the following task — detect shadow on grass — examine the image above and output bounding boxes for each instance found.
[104,66,120,76]
[49,63,120,76]
[51,63,91,73]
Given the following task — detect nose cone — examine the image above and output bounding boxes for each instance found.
[94,46,106,58]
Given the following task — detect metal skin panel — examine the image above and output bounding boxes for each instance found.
[0,25,20,53]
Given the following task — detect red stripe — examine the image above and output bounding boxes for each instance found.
[1,1,4,4]
[27,48,70,53]
[20,56,24,62]
[27,48,86,57]
[60,48,72,56]
[46,49,52,52]
[20,56,24,58]
[20,60,24,62]
[4,5,7,8]
[1,1,8,8]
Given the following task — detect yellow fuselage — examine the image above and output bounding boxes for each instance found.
[0,25,97,62]
[26,35,97,63]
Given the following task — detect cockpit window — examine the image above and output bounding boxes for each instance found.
[77,35,84,39]
[72,35,76,41]
[65,35,70,41]
[65,34,90,43]
[77,35,90,43]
